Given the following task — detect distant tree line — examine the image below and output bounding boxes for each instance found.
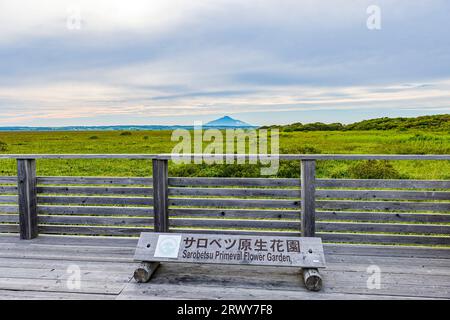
[262,114,450,132]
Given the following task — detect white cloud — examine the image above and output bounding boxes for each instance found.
[0,0,449,125]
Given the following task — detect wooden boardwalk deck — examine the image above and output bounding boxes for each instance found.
[0,234,449,300]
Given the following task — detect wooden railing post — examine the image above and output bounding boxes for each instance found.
[301,159,316,237]
[300,159,322,291]
[135,158,168,282]
[17,159,38,240]
[152,158,169,232]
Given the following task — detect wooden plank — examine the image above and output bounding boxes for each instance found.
[169,187,300,198]
[169,198,300,209]
[134,232,326,268]
[317,179,450,189]
[37,176,152,186]
[0,224,19,233]
[38,225,150,236]
[117,282,434,300]
[317,200,450,212]
[133,267,450,299]
[0,289,115,300]
[38,215,153,226]
[169,208,301,219]
[0,266,132,282]
[316,222,450,235]
[17,159,38,239]
[170,228,300,237]
[301,160,316,237]
[0,177,17,184]
[37,196,153,206]
[0,278,126,295]
[319,232,450,245]
[169,177,299,187]
[0,234,138,247]
[170,208,450,223]
[2,154,450,160]
[0,196,18,204]
[153,159,169,232]
[167,228,450,245]
[323,244,450,259]
[0,214,19,223]
[37,205,153,216]
[169,218,299,230]
[31,215,450,235]
[0,186,17,194]
[37,186,152,196]
[0,206,18,213]
[317,189,450,201]
[316,211,450,223]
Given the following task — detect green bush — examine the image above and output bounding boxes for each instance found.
[348,160,403,179]
[0,141,7,152]
[89,136,99,140]
[120,131,132,136]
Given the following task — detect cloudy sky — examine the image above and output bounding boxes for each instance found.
[0,0,449,126]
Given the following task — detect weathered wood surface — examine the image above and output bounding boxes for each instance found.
[0,235,449,300]
[317,200,450,212]
[34,185,449,200]
[17,159,38,240]
[169,177,299,187]
[37,176,153,186]
[0,177,17,184]
[133,262,160,283]
[134,232,326,268]
[152,159,169,232]
[37,205,153,216]
[3,173,449,246]
[0,195,18,203]
[168,208,450,223]
[37,196,153,206]
[169,197,300,208]
[301,160,316,237]
[37,186,152,196]
[302,268,322,291]
[0,205,19,213]
[1,154,449,160]
[318,179,450,189]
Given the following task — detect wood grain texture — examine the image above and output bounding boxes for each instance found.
[37,205,153,216]
[152,159,169,232]
[0,234,449,299]
[301,160,316,237]
[17,159,38,240]
[0,177,18,184]
[1,154,449,160]
[37,176,152,186]
[37,186,152,196]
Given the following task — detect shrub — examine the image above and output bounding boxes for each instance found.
[0,141,7,152]
[348,160,403,179]
[281,145,321,154]
[89,136,99,140]
[143,136,149,140]
[120,131,132,136]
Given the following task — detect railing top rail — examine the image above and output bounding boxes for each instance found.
[0,154,449,160]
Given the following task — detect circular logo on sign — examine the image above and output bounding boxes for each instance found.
[159,238,179,256]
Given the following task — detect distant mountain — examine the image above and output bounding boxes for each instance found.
[205,116,254,127]
[0,116,255,132]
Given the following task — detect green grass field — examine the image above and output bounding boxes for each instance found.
[0,130,449,179]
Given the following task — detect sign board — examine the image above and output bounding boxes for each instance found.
[134,232,326,268]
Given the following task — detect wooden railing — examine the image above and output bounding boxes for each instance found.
[0,154,449,246]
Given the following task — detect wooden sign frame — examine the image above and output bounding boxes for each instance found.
[133,232,326,291]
